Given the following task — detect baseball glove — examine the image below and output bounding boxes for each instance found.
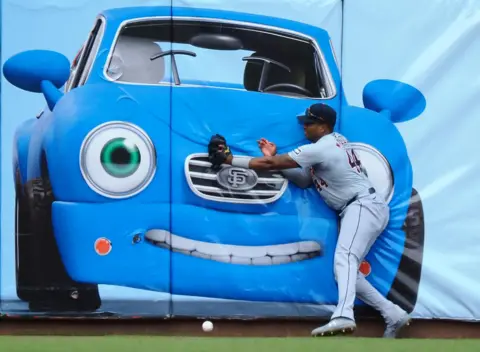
[208,134,232,169]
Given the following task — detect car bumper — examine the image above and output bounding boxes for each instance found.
[50,201,413,306]
[51,202,340,302]
[52,201,172,292]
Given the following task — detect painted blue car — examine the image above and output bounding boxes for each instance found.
[4,6,425,316]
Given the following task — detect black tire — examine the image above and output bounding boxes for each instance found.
[387,188,425,313]
[15,167,37,302]
[355,188,425,319]
[20,171,101,312]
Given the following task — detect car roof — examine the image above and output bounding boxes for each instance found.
[100,6,330,42]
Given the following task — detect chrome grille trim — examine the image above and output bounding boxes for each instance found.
[185,153,288,204]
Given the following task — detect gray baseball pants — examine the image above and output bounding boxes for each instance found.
[330,192,404,324]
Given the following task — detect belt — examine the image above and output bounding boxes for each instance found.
[343,187,375,210]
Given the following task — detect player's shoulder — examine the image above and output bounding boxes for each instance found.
[315,133,343,149]
[292,133,348,155]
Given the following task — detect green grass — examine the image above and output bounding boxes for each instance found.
[0,336,478,352]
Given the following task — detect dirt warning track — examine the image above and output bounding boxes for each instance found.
[0,317,479,338]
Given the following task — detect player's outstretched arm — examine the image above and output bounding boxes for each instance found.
[207,135,320,179]
[223,154,300,171]
[281,168,313,189]
[219,153,311,188]
[256,137,312,189]
[226,142,323,172]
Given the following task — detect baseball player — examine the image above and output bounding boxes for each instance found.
[207,103,411,338]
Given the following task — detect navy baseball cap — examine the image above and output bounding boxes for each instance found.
[297,103,337,128]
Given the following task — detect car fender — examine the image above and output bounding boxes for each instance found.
[339,105,413,222]
[13,118,38,188]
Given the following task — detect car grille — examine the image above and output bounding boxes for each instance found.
[185,153,288,204]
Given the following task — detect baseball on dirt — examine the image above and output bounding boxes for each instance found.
[202,320,214,332]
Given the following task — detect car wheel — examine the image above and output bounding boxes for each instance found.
[15,167,37,302]
[387,187,425,313]
[25,174,102,312]
[353,188,425,319]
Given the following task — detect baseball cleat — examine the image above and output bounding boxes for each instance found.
[383,312,411,338]
[311,318,356,337]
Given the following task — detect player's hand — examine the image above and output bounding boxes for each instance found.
[208,134,232,169]
[257,138,277,156]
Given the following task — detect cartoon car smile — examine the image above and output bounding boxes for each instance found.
[4,6,425,316]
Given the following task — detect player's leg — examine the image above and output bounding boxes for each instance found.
[311,200,365,336]
[355,274,411,338]
[330,200,373,321]
[352,198,404,322]
[311,195,388,337]
[353,196,412,337]
[356,273,406,324]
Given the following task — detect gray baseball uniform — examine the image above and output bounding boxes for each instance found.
[285,132,404,324]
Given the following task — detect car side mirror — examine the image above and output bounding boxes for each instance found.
[362,79,426,123]
[3,50,71,111]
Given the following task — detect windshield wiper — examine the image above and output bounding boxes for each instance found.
[150,50,196,85]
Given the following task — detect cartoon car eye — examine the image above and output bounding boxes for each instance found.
[346,143,394,203]
[80,121,156,198]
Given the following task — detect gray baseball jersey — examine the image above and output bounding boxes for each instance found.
[287,132,373,211]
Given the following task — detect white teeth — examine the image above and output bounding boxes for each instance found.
[231,256,252,265]
[145,230,167,242]
[174,249,191,256]
[196,242,230,256]
[191,251,211,260]
[145,230,321,266]
[170,234,196,251]
[266,243,299,256]
[252,257,273,265]
[299,241,321,253]
[211,255,231,263]
[292,253,309,261]
[230,245,267,258]
[272,255,292,265]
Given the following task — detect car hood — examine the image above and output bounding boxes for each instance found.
[118,84,323,153]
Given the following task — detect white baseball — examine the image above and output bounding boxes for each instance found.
[202,320,213,332]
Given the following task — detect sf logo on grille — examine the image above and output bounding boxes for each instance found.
[217,166,258,191]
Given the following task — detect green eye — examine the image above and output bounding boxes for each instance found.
[100,138,141,178]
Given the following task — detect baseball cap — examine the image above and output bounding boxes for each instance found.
[297,103,337,128]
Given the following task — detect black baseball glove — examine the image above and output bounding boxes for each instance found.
[208,134,232,169]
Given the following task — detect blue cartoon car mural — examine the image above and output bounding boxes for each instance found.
[3,6,425,315]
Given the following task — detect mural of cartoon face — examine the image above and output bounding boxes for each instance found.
[4,6,425,316]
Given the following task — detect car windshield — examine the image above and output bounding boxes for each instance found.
[105,19,330,98]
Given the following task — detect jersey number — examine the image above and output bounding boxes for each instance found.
[310,167,328,191]
[313,177,328,192]
[346,149,362,173]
